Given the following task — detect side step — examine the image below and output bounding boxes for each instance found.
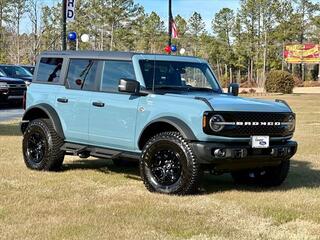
[60,142,139,160]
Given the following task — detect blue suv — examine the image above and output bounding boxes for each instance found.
[21,51,297,195]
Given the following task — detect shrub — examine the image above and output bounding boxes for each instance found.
[265,70,295,94]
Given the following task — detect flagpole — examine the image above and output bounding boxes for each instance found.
[168,0,172,54]
[62,0,67,50]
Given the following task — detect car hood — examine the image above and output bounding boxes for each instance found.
[16,76,32,81]
[165,92,291,112]
[0,76,26,84]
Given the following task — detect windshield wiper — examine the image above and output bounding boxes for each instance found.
[187,87,220,93]
[153,85,189,91]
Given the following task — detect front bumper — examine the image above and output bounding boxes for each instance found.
[190,140,297,171]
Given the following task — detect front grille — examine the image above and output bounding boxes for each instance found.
[204,111,294,137]
[8,87,26,96]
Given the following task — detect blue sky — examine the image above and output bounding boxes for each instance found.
[21,0,240,33]
[135,0,240,30]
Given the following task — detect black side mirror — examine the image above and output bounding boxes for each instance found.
[228,83,239,96]
[118,79,140,94]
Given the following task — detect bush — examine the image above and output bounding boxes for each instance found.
[265,70,295,94]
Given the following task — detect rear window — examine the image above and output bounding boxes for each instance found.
[66,59,99,91]
[36,58,63,83]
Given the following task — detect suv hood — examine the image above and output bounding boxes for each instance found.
[0,76,26,84]
[165,92,291,112]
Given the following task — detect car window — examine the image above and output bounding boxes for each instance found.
[0,69,6,77]
[101,61,135,92]
[1,66,32,78]
[36,58,63,83]
[66,59,98,91]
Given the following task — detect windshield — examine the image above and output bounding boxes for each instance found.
[0,66,33,78]
[0,69,6,77]
[139,60,221,93]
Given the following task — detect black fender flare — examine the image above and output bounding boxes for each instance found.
[139,116,197,143]
[22,104,65,139]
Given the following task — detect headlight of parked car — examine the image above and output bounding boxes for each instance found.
[209,114,225,132]
[0,82,9,90]
[286,114,296,132]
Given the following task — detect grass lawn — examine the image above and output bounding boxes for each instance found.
[0,94,320,240]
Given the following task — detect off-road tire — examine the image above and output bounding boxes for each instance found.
[140,131,200,195]
[22,119,65,171]
[231,160,290,187]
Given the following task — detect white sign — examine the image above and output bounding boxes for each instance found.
[66,0,76,22]
[251,136,269,148]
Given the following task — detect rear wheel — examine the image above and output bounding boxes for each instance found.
[22,119,65,171]
[140,132,200,195]
[231,160,290,186]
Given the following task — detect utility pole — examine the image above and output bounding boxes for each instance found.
[62,0,67,50]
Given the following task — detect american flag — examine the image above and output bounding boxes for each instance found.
[171,19,178,39]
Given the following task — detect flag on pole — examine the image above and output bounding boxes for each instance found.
[171,19,178,39]
[169,0,178,40]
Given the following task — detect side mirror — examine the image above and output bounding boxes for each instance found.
[228,83,239,96]
[118,79,140,94]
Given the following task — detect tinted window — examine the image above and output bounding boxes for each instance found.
[0,66,32,78]
[36,58,63,82]
[101,61,135,92]
[67,59,98,91]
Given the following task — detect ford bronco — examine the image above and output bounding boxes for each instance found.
[21,51,297,195]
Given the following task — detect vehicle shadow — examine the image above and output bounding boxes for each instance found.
[62,158,141,181]
[0,122,21,136]
[201,159,320,194]
[62,158,320,193]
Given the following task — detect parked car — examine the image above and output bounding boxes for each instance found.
[21,51,297,195]
[19,65,35,75]
[0,64,33,84]
[0,70,26,104]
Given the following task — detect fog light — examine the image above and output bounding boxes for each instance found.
[213,149,226,158]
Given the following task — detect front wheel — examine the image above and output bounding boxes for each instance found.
[22,119,65,171]
[140,132,200,195]
[231,160,290,187]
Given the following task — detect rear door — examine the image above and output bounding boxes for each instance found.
[55,59,99,144]
[88,60,140,151]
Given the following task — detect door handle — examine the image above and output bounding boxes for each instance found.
[92,101,105,107]
[57,98,68,103]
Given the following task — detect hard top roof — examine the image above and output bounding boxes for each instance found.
[40,50,201,61]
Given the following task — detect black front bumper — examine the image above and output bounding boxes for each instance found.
[190,140,298,171]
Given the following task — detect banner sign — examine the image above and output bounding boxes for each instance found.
[284,44,320,64]
[66,0,76,22]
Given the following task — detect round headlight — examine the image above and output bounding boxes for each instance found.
[209,114,225,132]
[287,115,295,132]
[0,82,9,89]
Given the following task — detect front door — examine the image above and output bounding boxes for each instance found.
[88,60,140,151]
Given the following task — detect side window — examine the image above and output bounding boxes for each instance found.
[101,61,135,92]
[66,59,98,91]
[36,58,63,83]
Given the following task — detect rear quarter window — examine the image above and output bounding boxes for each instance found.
[36,58,63,83]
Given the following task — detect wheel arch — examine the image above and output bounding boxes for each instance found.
[21,104,65,139]
[138,117,197,150]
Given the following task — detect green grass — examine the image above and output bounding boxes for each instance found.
[1,94,320,240]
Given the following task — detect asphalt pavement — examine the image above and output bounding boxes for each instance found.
[0,106,24,122]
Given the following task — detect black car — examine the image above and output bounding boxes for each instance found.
[0,71,26,103]
[19,65,35,75]
[0,65,33,83]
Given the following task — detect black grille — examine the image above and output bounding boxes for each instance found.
[204,111,294,137]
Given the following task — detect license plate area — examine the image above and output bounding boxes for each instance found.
[251,136,269,148]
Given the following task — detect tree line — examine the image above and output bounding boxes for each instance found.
[0,0,319,85]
